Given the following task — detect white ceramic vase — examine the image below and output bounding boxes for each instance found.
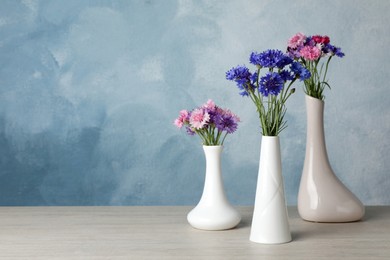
[298,95,365,222]
[187,145,241,230]
[250,136,291,244]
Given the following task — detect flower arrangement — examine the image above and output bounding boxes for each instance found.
[174,99,240,146]
[226,49,311,136]
[287,33,345,100]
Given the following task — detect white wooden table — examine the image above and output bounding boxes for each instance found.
[0,206,389,259]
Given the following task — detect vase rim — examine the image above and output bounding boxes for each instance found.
[305,94,325,103]
[202,145,223,147]
[261,135,279,139]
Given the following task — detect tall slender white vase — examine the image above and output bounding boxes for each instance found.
[250,136,291,244]
[187,145,241,230]
[298,95,365,222]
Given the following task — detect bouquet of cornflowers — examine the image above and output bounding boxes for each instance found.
[287,33,345,100]
[226,49,311,136]
[174,99,240,146]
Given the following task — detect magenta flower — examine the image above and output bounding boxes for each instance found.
[300,46,321,61]
[312,35,330,44]
[189,108,210,129]
[287,32,306,49]
[174,110,189,128]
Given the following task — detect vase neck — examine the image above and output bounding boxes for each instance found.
[304,95,329,164]
[199,145,227,205]
[203,145,223,161]
[305,95,325,144]
[203,145,223,185]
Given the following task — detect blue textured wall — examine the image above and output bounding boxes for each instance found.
[0,0,389,205]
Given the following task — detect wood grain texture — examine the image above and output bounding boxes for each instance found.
[0,206,389,259]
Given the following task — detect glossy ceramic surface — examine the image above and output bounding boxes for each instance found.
[298,95,365,222]
[250,136,291,244]
[187,145,241,230]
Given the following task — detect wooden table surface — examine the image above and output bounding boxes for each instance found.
[0,206,389,259]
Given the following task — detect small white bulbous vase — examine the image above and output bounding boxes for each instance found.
[250,136,291,244]
[187,145,241,230]
[298,95,365,222]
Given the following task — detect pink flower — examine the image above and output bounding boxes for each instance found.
[174,110,189,128]
[189,108,210,129]
[300,46,321,61]
[287,32,306,49]
[203,99,216,110]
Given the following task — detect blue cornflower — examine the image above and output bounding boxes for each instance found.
[236,81,249,96]
[249,52,262,66]
[250,49,286,68]
[333,47,345,57]
[259,72,285,96]
[290,62,311,81]
[250,72,259,85]
[279,70,294,81]
[225,65,251,80]
[232,72,257,96]
[323,44,345,58]
[226,65,255,96]
[276,55,293,69]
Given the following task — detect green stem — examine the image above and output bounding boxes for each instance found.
[221,132,228,145]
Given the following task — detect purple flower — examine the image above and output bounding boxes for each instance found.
[185,126,195,136]
[215,113,239,134]
[304,36,316,47]
[259,72,284,96]
[287,47,301,59]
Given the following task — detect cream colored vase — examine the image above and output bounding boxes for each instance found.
[298,95,365,222]
[187,145,241,230]
[250,136,291,244]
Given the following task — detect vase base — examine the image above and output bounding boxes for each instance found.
[298,203,365,223]
[187,205,241,231]
[298,177,365,223]
[249,237,292,245]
